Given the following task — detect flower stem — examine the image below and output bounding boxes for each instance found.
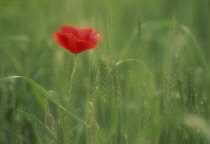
[69,54,77,99]
[65,54,78,131]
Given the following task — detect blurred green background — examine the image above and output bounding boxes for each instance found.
[0,0,210,143]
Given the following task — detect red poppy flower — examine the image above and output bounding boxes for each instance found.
[54,26,101,54]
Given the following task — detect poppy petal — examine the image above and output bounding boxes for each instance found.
[54,26,101,54]
[89,30,101,45]
[77,28,92,41]
[61,26,79,38]
[74,40,95,53]
[54,32,69,49]
[61,26,101,45]
[54,32,77,52]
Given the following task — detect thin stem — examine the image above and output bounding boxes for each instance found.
[66,54,78,114]
[69,54,78,99]
[64,55,79,137]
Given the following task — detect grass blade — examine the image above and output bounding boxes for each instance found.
[0,76,86,125]
[17,109,57,139]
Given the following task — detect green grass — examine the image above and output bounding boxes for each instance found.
[0,0,210,143]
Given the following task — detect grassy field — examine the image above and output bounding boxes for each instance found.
[1,0,210,143]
